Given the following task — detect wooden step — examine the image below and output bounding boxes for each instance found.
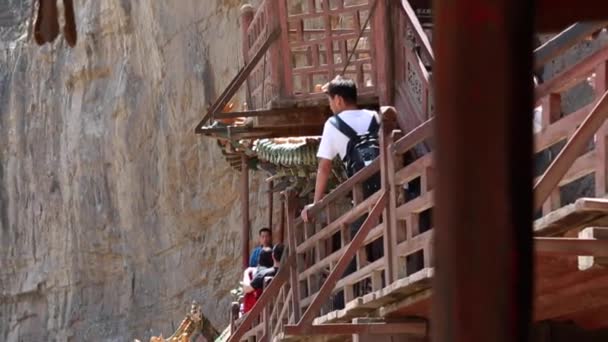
[534,197,608,237]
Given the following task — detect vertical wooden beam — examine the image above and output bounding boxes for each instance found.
[242,154,251,270]
[372,0,394,105]
[277,0,294,97]
[241,4,255,63]
[286,193,302,322]
[595,61,608,197]
[540,93,562,215]
[380,108,396,285]
[268,180,274,234]
[279,197,286,244]
[540,93,561,128]
[433,0,534,341]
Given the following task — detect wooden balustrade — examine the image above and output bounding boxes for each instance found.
[239,0,384,110]
[227,15,608,341]
[534,45,608,215]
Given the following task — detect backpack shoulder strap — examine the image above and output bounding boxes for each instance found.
[329,115,358,140]
[367,113,380,134]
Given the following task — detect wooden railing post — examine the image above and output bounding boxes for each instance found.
[240,4,254,64]
[286,193,301,323]
[595,61,608,197]
[276,0,292,98]
[540,93,562,215]
[297,192,388,327]
[380,107,399,285]
[372,0,395,105]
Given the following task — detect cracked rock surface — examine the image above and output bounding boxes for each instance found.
[0,1,269,341]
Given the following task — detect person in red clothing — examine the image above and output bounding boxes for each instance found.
[241,247,273,314]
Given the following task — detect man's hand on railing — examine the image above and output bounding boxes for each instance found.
[301,203,315,223]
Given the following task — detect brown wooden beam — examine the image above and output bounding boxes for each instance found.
[241,154,250,270]
[534,90,608,211]
[285,193,302,323]
[536,2,608,32]
[283,322,427,336]
[433,0,534,341]
[578,227,608,270]
[306,159,381,218]
[194,27,280,133]
[535,237,608,256]
[391,117,434,155]
[535,46,608,101]
[297,191,388,326]
[213,106,328,120]
[534,22,608,69]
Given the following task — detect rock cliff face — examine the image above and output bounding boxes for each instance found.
[0,1,269,341]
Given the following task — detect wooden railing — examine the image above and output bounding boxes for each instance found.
[533,44,608,216]
[393,0,434,132]
[241,0,382,110]
[226,13,608,342]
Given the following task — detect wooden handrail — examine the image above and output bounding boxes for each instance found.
[297,190,382,253]
[195,27,280,132]
[228,254,293,342]
[534,22,608,69]
[535,45,608,101]
[297,191,388,326]
[399,0,434,62]
[392,117,434,155]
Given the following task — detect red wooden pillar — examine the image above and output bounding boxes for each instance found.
[432,0,534,341]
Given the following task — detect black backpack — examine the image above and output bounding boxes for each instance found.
[329,114,381,198]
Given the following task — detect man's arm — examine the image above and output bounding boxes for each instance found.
[314,158,333,203]
[242,268,255,293]
[302,158,333,222]
[248,247,259,267]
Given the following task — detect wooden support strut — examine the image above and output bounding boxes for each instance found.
[534,90,608,211]
[296,191,388,328]
[194,27,280,133]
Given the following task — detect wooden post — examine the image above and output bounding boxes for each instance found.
[372,0,395,105]
[578,227,608,270]
[241,4,255,108]
[268,180,274,234]
[433,0,534,341]
[540,93,562,215]
[279,197,286,244]
[240,4,255,63]
[380,107,398,285]
[595,61,608,197]
[286,193,302,322]
[242,154,251,270]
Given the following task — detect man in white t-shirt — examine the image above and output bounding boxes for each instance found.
[301,76,379,222]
